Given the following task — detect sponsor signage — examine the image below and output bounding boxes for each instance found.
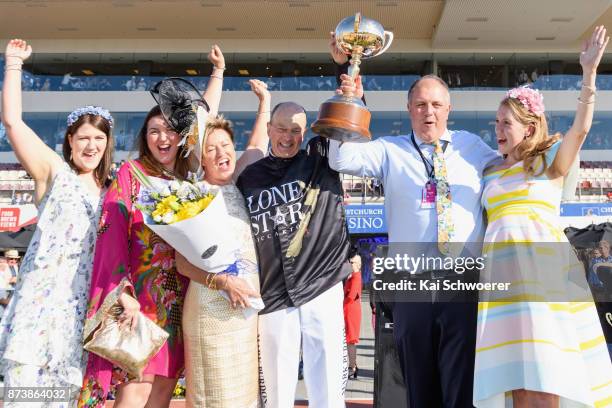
[560,203,612,217]
[0,208,20,230]
[0,205,37,232]
[344,203,611,234]
[345,204,387,234]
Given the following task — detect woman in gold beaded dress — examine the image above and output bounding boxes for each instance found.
[175,79,270,408]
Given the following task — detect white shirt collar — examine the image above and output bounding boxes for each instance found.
[413,129,451,147]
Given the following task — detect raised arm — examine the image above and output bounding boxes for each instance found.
[234,79,271,178]
[330,30,365,103]
[2,39,62,192]
[203,44,225,116]
[328,139,386,179]
[328,73,385,179]
[549,25,609,179]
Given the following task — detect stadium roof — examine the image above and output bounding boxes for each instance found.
[0,0,610,53]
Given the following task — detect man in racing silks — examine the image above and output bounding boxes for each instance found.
[237,101,351,408]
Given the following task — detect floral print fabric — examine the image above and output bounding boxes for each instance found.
[0,163,102,393]
[78,161,188,407]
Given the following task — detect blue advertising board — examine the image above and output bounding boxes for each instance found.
[345,203,611,234]
[345,204,387,234]
[560,203,612,217]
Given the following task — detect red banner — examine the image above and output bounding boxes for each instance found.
[0,208,20,231]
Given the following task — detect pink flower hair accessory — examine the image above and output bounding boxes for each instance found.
[506,86,545,116]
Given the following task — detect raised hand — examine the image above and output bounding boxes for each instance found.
[208,44,225,70]
[249,79,270,102]
[5,39,32,64]
[336,73,364,100]
[580,25,609,73]
[329,31,348,65]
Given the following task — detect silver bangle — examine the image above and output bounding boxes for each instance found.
[577,97,595,104]
[581,83,597,93]
[213,66,226,71]
[4,63,23,68]
[256,111,270,116]
[4,67,22,72]
[210,74,223,80]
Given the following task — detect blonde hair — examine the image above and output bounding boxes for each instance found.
[195,115,236,172]
[500,97,560,177]
[204,115,235,143]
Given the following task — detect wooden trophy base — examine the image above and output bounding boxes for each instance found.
[311,99,371,142]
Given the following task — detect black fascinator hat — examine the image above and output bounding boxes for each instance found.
[150,77,210,136]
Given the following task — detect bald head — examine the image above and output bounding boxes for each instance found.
[268,102,307,158]
[270,102,307,124]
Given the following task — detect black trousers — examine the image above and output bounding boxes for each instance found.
[392,298,478,408]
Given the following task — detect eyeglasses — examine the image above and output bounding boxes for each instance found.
[271,125,303,137]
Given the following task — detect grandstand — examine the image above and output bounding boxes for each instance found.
[0,0,611,214]
[0,163,33,205]
[578,161,612,202]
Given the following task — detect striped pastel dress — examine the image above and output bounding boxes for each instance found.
[474,141,612,408]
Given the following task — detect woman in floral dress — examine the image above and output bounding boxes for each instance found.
[78,47,225,408]
[0,39,114,406]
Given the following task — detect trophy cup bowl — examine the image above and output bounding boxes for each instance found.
[311,13,393,142]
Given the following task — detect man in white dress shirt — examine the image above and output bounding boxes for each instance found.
[328,74,499,407]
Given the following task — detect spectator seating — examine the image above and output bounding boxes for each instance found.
[0,164,35,193]
[0,161,609,204]
[340,162,612,204]
[573,161,612,202]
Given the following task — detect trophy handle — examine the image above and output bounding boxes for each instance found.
[379,31,394,56]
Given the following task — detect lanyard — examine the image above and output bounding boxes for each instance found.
[410,132,449,182]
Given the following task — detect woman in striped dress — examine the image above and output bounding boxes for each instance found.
[474,26,612,407]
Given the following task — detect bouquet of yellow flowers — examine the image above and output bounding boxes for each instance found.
[129,162,215,225]
[129,161,264,317]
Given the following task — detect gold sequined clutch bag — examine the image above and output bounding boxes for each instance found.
[83,279,169,379]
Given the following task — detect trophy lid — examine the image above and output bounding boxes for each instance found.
[335,13,387,58]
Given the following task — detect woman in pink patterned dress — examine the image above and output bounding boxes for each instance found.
[78,47,225,408]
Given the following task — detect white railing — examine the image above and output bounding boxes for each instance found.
[340,174,384,204]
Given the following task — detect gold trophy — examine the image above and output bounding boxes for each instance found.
[311,13,393,141]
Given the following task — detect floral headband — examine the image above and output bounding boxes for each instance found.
[66,106,114,129]
[506,86,545,116]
